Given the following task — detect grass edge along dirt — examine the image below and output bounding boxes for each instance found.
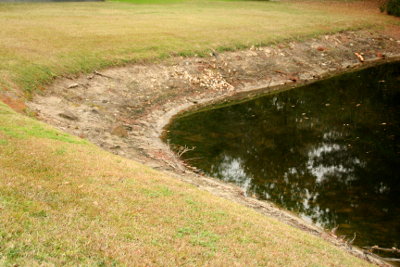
[0,0,396,265]
[0,90,373,266]
[0,0,398,97]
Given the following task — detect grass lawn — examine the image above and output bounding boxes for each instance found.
[0,0,397,265]
[0,100,371,266]
[0,0,398,94]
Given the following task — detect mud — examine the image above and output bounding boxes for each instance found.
[28,29,400,265]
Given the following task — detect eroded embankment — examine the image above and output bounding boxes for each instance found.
[28,30,400,265]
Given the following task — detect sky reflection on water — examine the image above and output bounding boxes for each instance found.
[165,62,400,250]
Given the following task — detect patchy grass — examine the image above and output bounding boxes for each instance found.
[0,0,398,95]
[0,0,396,265]
[0,100,371,266]
[0,102,86,144]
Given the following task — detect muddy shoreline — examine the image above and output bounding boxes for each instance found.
[28,29,400,266]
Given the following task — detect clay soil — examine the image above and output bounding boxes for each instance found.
[28,29,400,265]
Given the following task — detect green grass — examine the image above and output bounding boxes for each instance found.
[0,0,396,265]
[0,102,85,143]
[110,0,259,3]
[111,0,189,3]
[0,99,372,266]
[0,0,397,95]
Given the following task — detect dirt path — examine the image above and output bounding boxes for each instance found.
[28,29,400,266]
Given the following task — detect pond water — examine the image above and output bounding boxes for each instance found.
[164,62,400,253]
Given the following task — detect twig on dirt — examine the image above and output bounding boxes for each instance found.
[184,156,204,162]
[364,246,400,254]
[330,225,339,236]
[162,159,182,171]
[176,145,196,157]
[381,257,400,263]
[94,70,114,79]
[266,78,273,88]
[274,70,288,75]
[274,70,299,82]
[354,52,364,63]
[348,233,356,245]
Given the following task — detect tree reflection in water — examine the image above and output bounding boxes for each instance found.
[165,62,400,249]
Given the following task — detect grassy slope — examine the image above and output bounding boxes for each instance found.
[0,101,370,266]
[0,0,396,265]
[0,0,398,94]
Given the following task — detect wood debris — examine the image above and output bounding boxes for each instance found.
[354,52,364,62]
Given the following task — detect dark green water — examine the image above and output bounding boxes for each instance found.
[164,62,400,252]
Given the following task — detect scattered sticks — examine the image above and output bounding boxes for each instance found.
[354,52,364,63]
[176,145,196,157]
[94,70,114,79]
[364,245,400,254]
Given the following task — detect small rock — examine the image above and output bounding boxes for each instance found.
[111,125,128,138]
[67,83,79,89]
[187,98,198,104]
[58,111,78,121]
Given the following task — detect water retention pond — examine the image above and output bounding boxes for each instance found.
[164,62,400,256]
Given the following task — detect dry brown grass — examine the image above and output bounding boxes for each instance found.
[0,99,372,266]
[0,1,397,265]
[0,0,398,95]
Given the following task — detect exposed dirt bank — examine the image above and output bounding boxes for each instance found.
[28,29,400,266]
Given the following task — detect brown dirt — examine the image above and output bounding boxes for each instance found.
[27,29,400,266]
[0,94,26,113]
